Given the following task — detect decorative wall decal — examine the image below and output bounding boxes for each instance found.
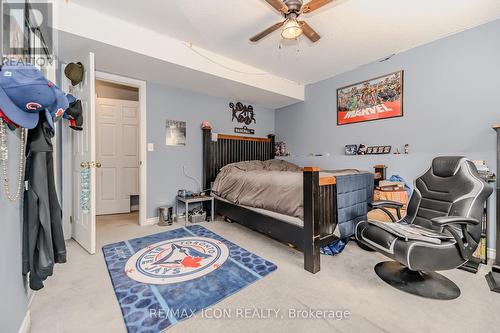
[234,126,255,135]
[165,120,187,146]
[230,102,256,134]
[337,71,404,125]
[230,102,256,125]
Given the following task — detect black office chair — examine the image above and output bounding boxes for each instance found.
[356,157,493,300]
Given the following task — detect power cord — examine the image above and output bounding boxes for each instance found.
[182,165,202,193]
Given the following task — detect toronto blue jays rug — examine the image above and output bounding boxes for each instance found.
[102,225,277,333]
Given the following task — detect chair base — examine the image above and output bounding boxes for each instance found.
[375,261,461,300]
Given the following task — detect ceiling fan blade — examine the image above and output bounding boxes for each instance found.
[299,21,321,42]
[250,21,285,42]
[302,0,333,14]
[264,0,289,14]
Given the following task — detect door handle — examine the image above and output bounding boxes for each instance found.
[80,161,101,168]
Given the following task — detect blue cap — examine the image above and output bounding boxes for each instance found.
[0,62,68,129]
[45,84,69,129]
[66,93,77,104]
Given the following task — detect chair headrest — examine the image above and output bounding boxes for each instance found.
[432,156,467,177]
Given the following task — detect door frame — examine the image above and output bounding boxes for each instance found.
[94,71,148,226]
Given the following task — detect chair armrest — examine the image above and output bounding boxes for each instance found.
[430,216,479,227]
[368,201,404,222]
[430,216,479,261]
[369,200,404,209]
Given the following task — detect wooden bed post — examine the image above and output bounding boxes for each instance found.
[303,167,321,273]
[202,127,212,191]
[268,134,276,159]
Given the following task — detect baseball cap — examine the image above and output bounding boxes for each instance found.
[0,110,19,131]
[44,83,69,129]
[0,62,68,129]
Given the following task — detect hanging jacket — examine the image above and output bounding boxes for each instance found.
[22,115,66,290]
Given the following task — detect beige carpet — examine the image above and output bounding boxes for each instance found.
[30,213,500,333]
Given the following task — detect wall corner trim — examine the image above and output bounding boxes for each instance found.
[488,248,496,264]
[18,310,31,333]
[144,217,159,226]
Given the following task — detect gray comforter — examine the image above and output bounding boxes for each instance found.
[212,160,364,220]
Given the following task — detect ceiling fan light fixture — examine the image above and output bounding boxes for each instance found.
[281,18,302,40]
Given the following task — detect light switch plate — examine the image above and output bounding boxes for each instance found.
[148,143,154,152]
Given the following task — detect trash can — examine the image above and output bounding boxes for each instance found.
[158,206,173,226]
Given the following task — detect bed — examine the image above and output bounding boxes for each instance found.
[202,128,373,273]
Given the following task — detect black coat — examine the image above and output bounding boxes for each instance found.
[23,116,66,290]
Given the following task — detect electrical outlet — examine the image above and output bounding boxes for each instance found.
[148,143,154,152]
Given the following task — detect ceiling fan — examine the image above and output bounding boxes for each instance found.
[250,0,333,43]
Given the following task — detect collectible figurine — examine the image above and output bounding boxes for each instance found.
[357,144,367,155]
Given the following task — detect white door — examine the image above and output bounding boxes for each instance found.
[96,98,139,215]
[63,53,96,254]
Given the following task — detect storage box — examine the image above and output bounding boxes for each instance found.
[369,188,409,222]
[373,189,409,209]
[189,212,207,223]
[378,180,405,188]
[378,185,405,191]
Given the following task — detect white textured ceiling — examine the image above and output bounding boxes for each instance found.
[57,32,302,109]
[69,0,500,84]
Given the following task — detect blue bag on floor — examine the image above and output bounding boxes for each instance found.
[321,238,349,256]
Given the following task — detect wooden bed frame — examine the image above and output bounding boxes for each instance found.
[202,128,339,273]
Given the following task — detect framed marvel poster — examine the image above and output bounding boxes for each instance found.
[337,71,403,125]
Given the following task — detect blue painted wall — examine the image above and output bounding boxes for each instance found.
[0,130,28,333]
[146,83,275,219]
[276,19,500,249]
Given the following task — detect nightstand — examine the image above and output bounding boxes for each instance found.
[175,195,214,226]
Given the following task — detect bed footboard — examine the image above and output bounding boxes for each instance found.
[303,167,339,273]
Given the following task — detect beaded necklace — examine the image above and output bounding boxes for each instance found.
[0,117,26,201]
